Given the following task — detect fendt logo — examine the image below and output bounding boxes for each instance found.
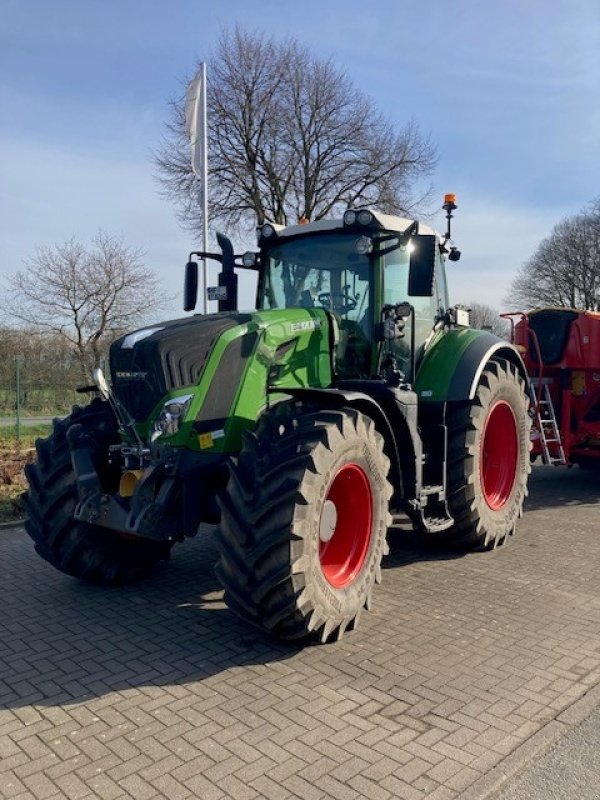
[115,371,148,380]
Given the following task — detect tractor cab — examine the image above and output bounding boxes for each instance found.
[185,207,455,385]
[255,212,450,382]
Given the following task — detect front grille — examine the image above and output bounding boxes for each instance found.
[109,313,250,422]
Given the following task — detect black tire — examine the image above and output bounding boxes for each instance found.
[445,360,531,549]
[24,399,172,584]
[215,406,393,643]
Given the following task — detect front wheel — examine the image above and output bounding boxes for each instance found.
[24,400,172,584]
[445,360,531,549]
[215,406,393,643]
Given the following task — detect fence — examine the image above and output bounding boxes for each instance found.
[0,358,87,441]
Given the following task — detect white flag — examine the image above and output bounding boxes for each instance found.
[185,65,206,178]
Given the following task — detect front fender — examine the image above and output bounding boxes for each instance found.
[415,329,529,402]
[269,385,411,504]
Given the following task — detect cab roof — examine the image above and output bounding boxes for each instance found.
[267,210,442,242]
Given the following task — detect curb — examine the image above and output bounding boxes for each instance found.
[459,679,600,799]
[0,519,24,530]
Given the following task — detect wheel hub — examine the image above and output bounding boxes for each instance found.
[319,500,338,543]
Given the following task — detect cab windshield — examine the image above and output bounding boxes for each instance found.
[260,233,371,321]
[259,233,377,377]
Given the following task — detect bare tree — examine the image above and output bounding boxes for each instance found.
[4,232,168,375]
[0,327,82,413]
[465,302,510,338]
[505,199,600,311]
[155,26,437,234]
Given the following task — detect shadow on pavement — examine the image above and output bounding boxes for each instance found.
[384,521,471,569]
[523,464,600,511]
[1,528,301,711]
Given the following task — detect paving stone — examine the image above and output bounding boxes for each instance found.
[0,466,599,799]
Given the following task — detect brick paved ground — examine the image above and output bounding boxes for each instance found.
[1,465,599,800]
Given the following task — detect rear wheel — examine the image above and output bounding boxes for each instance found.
[215,406,393,643]
[24,400,172,584]
[445,360,531,549]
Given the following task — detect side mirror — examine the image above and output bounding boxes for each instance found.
[183,260,198,311]
[375,302,413,341]
[408,235,436,297]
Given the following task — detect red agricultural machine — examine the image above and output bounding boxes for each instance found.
[504,308,600,469]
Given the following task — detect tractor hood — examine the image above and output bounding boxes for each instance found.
[109,312,252,422]
[109,308,333,434]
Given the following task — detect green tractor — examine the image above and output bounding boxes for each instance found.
[24,197,531,643]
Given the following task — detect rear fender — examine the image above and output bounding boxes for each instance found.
[415,329,529,402]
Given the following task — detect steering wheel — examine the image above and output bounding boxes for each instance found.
[317,290,358,315]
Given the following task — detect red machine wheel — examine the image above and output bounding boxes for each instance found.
[481,401,519,510]
[216,406,393,643]
[319,464,373,588]
[446,360,531,549]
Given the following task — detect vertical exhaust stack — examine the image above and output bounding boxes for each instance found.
[216,232,238,312]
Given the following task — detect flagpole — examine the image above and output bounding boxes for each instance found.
[185,63,209,314]
[200,61,209,314]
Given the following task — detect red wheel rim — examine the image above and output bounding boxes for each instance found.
[318,463,373,588]
[481,400,518,510]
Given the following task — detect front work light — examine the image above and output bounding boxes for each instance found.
[261,224,276,239]
[151,393,194,439]
[344,208,375,227]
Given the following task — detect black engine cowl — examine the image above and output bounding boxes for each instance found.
[109,313,251,422]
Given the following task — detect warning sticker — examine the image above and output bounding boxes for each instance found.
[198,432,213,449]
[198,429,225,449]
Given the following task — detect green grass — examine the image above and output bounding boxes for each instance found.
[0,389,81,416]
[0,425,52,523]
[0,424,53,445]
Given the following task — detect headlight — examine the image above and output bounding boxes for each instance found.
[343,209,357,226]
[261,223,276,239]
[357,209,373,226]
[151,393,194,439]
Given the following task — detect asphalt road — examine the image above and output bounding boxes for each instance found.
[496,706,600,799]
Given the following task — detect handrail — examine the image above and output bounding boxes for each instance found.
[500,312,544,409]
[499,311,521,344]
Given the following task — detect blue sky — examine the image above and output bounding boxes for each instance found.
[1,0,598,315]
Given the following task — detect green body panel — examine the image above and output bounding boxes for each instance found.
[415,327,489,402]
[138,307,332,453]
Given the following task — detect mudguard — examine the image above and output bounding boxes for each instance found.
[415,328,529,402]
